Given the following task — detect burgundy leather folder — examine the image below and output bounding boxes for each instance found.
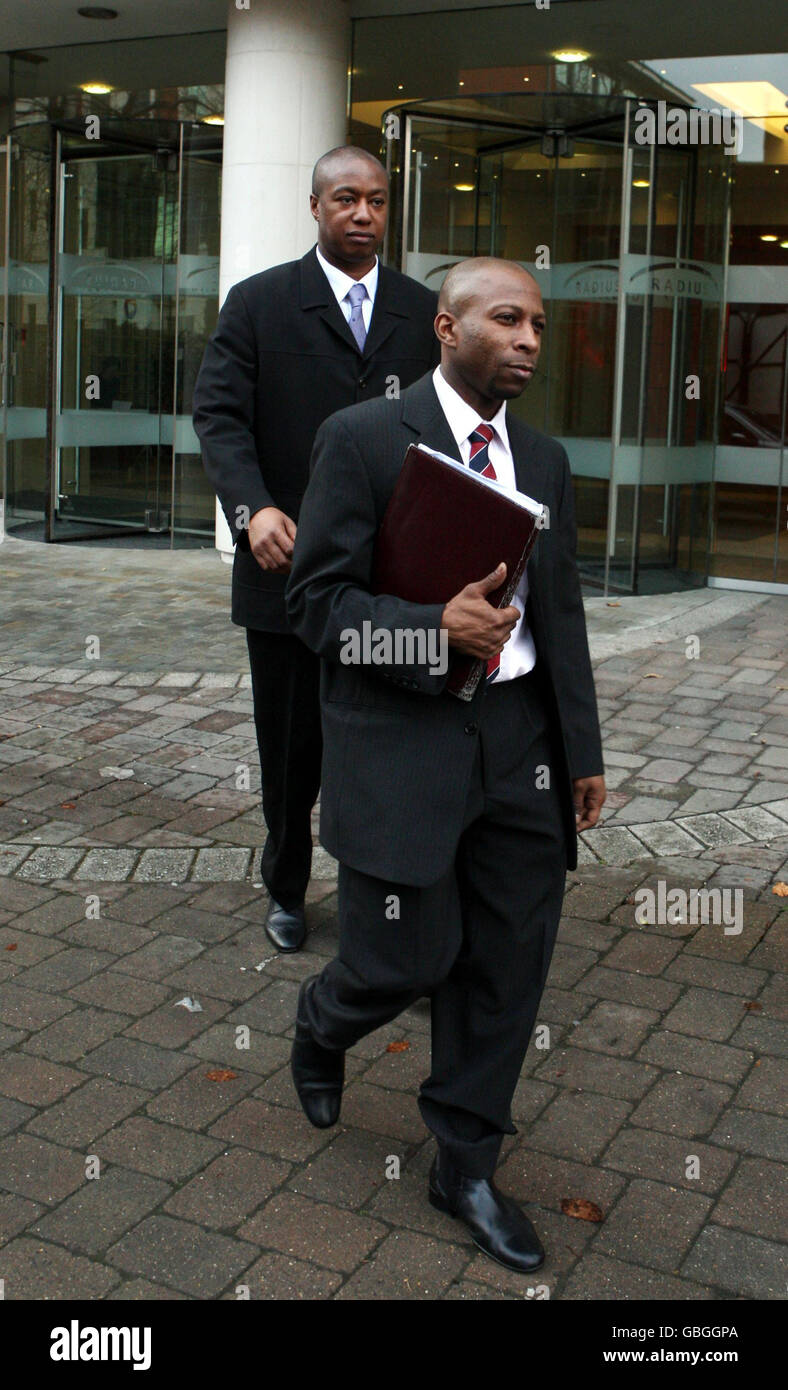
[372,443,545,700]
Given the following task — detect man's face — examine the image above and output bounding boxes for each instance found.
[442,269,546,403]
[310,160,388,269]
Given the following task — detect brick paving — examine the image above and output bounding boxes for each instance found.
[0,536,786,1299]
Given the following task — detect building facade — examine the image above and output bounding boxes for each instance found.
[0,0,786,594]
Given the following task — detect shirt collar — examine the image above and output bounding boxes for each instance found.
[315,245,379,307]
[432,365,509,454]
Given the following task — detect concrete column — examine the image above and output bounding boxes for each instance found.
[215,0,350,553]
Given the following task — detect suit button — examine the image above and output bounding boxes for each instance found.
[358,377,367,389]
[464,722,478,734]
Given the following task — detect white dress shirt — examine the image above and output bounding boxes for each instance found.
[316,245,378,333]
[432,365,537,682]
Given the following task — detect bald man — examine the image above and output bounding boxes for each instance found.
[286,257,606,1274]
[194,147,439,952]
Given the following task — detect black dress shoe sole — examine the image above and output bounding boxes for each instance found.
[428,1185,545,1274]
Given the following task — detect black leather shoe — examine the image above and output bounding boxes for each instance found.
[428,1149,545,1273]
[265,899,306,953]
[290,979,344,1128]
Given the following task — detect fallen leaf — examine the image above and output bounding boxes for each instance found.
[743,1001,762,1012]
[60,802,76,810]
[772,882,788,897]
[606,601,621,607]
[205,1068,237,1082]
[386,1041,410,1053]
[643,673,662,679]
[5,943,18,951]
[561,1197,604,1222]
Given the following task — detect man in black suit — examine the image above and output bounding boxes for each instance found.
[285,258,606,1273]
[192,147,439,952]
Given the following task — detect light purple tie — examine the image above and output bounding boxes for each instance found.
[346,282,367,352]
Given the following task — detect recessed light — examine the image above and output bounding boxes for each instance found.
[454,184,474,192]
[77,6,118,17]
[201,114,224,126]
[632,179,650,188]
[80,82,113,94]
[780,240,788,248]
[553,50,589,63]
[760,234,778,241]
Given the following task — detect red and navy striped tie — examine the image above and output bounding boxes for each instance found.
[467,423,501,684]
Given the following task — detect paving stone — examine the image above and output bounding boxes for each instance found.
[602,1128,737,1193]
[0,1133,88,1204]
[190,848,252,880]
[288,1128,405,1210]
[662,987,752,1041]
[674,813,751,849]
[233,1250,342,1299]
[105,1279,187,1299]
[561,1253,713,1300]
[115,934,205,980]
[637,1032,754,1085]
[134,849,196,881]
[526,1090,631,1162]
[81,1037,195,1090]
[736,1055,787,1116]
[575,964,681,1012]
[532,1047,658,1100]
[73,848,139,880]
[628,1074,733,1137]
[0,1191,44,1242]
[31,1166,172,1256]
[708,1107,788,1163]
[0,1096,37,1137]
[15,847,84,879]
[594,1177,712,1270]
[732,1014,788,1057]
[568,999,661,1056]
[106,1214,254,1297]
[238,1191,386,1271]
[680,1225,785,1298]
[0,1053,84,1106]
[98,1116,224,1179]
[601,931,682,975]
[25,1076,151,1147]
[334,1229,469,1300]
[164,1148,290,1228]
[68,971,171,1016]
[0,1236,121,1299]
[208,1098,335,1164]
[710,1157,788,1242]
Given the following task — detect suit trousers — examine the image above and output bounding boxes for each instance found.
[303,662,569,1177]
[246,629,322,910]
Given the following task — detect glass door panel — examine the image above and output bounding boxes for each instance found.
[55,146,176,537]
[4,125,50,534]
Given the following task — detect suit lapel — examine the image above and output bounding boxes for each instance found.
[299,246,361,355]
[400,374,463,463]
[362,266,408,361]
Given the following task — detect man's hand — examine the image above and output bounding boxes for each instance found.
[573,775,606,833]
[441,562,520,660]
[249,506,297,573]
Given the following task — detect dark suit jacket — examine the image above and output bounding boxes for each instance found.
[285,372,605,886]
[192,246,439,631]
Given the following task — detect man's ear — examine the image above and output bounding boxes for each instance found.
[434,310,458,347]
[309,193,320,223]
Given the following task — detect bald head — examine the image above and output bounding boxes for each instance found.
[311,146,388,197]
[438,258,539,318]
[434,257,546,416]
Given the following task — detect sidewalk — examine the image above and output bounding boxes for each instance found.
[0,535,785,1300]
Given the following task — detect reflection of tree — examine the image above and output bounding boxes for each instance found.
[725,304,787,436]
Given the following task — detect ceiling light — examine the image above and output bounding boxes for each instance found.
[201,114,225,126]
[80,82,113,94]
[691,80,788,137]
[553,50,589,64]
[454,184,474,192]
[760,234,778,241]
[632,179,650,188]
[780,240,788,248]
